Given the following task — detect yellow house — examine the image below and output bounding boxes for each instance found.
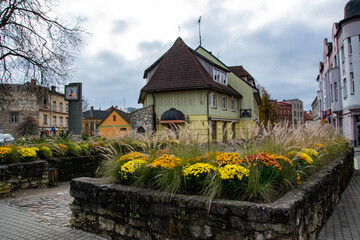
[97,107,131,138]
[138,37,261,143]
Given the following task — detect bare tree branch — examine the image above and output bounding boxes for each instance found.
[0,0,86,85]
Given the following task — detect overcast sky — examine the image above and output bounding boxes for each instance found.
[56,0,349,111]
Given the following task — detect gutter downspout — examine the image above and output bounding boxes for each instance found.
[207,89,211,147]
[152,93,157,132]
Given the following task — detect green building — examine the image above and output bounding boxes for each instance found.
[138,37,261,142]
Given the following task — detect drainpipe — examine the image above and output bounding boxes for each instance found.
[207,89,211,147]
[152,93,157,132]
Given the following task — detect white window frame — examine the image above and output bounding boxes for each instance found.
[60,116,63,126]
[334,82,338,101]
[66,117,69,126]
[349,37,352,56]
[60,102,63,111]
[66,103,69,112]
[43,115,47,125]
[231,99,235,112]
[213,68,227,85]
[210,93,216,108]
[343,78,347,99]
[222,96,227,110]
[53,116,56,126]
[53,101,56,111]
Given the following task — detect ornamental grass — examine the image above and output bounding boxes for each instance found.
[98,122,351,203]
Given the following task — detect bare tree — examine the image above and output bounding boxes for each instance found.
[82,96,89,112]
[16,115,39,137]
[0,0,85,85]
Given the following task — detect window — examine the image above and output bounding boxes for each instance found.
[120,128,127,131]
[293,111,296,117]
[330,84,333,102]
[113,115,116,121]
[10,112,18,123]
[85,123,89,130]
[60,117,63,126]
[53,116,56,125]
[213,68,227,84]
[210,93,216,108]
[220,72,227,84]
[349,38,352,56]
[231,99,235,112]
[43,115,48,125]
[341,46,345,62]
[66,117,68,126]
[60,102,63,111]
[334,82,338,101]
[343,78,347,98]
[213,68,220,82]
[53,101,56,111]
[222,96,227,110]
[351,72,355,94]
[66,103,69,112]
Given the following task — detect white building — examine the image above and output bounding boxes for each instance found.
[316,0,360,146]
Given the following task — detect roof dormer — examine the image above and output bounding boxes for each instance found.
[213,67,227,85]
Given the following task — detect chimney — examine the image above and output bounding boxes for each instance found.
[51,86,56,92]
[115,106,118,109]
[91,106,94,110]
[31,79,37,85]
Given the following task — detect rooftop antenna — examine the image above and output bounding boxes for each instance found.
[198,16,202,46]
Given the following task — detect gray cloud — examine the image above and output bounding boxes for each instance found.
[112,19,130,34]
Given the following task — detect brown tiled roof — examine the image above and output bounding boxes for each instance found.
[139,37,241,103]
[228,65,256,87]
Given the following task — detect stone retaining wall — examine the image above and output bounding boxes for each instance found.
[0,160,49,197]
[69,150,354,240]
[46,155,104,182]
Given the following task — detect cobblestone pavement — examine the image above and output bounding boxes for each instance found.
[0,182,106,240]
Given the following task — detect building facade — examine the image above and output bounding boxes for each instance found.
[138,37,261,142]
[274,101,293,126]
[82,106,109,136]
[97,107,131,138]
[316,0,360,146]
[282,99,304,128]
[0,80,68,137]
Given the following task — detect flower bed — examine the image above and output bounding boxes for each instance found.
[69,149,354,239]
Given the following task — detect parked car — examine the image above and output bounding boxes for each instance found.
[0,134,15,145]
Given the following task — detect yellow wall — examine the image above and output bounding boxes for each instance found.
[98,111,130,138]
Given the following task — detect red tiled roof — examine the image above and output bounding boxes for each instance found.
[229,66,254,81]
[139,37,241,102]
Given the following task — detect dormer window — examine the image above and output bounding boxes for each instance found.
[213,68,227,85]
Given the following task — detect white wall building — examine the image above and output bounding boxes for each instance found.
[316,0,360,146]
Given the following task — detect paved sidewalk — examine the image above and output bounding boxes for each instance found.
[0,182,106,240]
[318,170,360,240]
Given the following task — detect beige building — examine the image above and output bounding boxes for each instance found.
[282,99,304,127]
[0,80,68,137]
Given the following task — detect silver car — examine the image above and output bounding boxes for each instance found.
[0,134,15,145]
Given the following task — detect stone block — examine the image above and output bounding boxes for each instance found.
[99,216,114,232]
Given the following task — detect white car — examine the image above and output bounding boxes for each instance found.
[0,134,15,145]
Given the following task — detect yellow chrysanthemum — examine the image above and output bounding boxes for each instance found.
[218,165,250,180]
[149,154,181,169]
[183,163,217,178]
[120,159,147,179]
